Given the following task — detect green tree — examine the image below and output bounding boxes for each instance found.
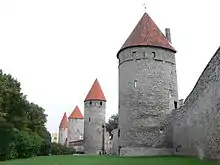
[0,69,51,160]
[106,114,118,138]
[0,121,15,160]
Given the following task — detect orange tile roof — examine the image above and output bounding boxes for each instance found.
[59,112,68,128]
[84,79,106,101]
[117,12,176,57]
[68,106,84,119]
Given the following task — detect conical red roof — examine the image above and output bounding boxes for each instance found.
[117,12,176,57]
[59,112,68,128]
[68,106,84,119]
[84,79,106,101]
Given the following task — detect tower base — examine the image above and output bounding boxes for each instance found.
[120,147,174,156]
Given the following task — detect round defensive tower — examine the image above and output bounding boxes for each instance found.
[84,79,106,154]
[117,12,178,156]
[67,106,84,146]
[58,112,68,146]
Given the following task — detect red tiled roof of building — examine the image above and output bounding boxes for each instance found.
[59,112,68,128]
[117,12,176,57]
[84,79,106,101]
[68,106,84,119]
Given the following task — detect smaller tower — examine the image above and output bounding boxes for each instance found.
[67,106,84,146]
[58,112,68,145]
[84,79,106,154]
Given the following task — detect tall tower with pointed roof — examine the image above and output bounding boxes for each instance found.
[84,79,106,154]
[67,106,84,146]
[58,112,68,145]
[117,12,179,156]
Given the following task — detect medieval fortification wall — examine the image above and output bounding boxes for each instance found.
[173,47,220,161]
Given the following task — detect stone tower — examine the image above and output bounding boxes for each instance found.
[67,106,84,146]
[84,79,106,154]
[117,13,178,156]
[58,112,68,145]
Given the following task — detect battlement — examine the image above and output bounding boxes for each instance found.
[118,47,176,66]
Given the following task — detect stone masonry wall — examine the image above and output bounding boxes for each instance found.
[112,128,119,155]
[84,100,106,154]
[58,127,67,146]
[67,118,84,145]
[173,47,220,161]
[118,46,178,155]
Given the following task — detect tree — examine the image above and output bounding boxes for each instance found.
[0,69,51,160]
[106,114,118,138]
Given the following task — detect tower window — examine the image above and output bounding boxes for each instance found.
[89,117,91,122]
[134,80,137,88]
[100,101,102,106]
[152,52,156,58]
[132,51,137,59]
[118,129,120,137]
[174,101,177,109]
[159,127,164,133]
[90,101,92,105]
[132,51,137,55]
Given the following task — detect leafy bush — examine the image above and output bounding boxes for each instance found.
[13,130,43,158]
[51,143,75,155]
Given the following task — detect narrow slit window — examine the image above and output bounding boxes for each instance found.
[174,101,177,109]
[90,101,92,105]
[89,117,91,122]
[118,129,120,137]
[134,80,137,88]
[100,101,102,106]
[152,52,156,58]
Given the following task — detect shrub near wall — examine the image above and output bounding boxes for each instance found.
[50,143,75,155]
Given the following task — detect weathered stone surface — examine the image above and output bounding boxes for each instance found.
[112,128,119,155]
[173,47,220,161]
[67,118,84,145]
[58,127,67,146]
[84,100,106,154]
[118,46,178,154]
[120,147,173,156]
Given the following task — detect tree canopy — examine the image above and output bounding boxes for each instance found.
[0,70,51,160]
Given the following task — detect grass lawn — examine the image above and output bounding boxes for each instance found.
[0,155,219,165]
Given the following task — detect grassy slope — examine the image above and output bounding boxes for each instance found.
[0,155,219,165]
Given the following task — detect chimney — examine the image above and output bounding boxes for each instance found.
[165,28,171,43]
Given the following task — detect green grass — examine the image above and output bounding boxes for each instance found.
[0,155,219,165]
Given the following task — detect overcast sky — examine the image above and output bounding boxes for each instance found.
[0,0,219,134]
